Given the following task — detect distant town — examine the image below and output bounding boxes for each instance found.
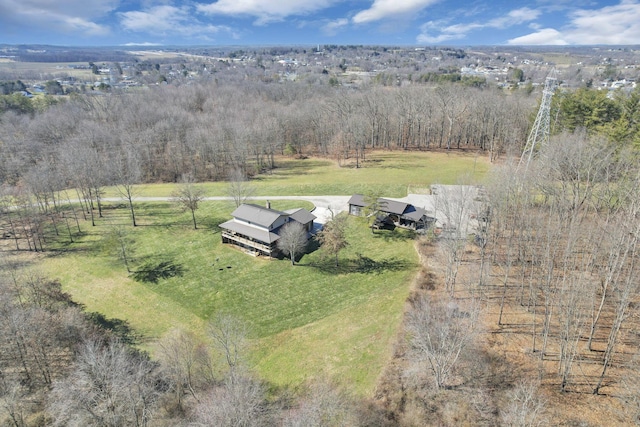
[1,44,638,95]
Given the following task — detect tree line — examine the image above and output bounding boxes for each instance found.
[484,131,640,396]
[371,128,640,424]
[0,80,537,186]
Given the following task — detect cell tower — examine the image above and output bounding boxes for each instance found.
[519,68,558,168]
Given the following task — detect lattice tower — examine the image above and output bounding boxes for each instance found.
[519,68,558,168]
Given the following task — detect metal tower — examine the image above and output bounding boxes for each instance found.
[519,68,558,168]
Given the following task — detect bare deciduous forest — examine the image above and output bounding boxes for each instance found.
[2,48,640,425]
[0,80,534,187]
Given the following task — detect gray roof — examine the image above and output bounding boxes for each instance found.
[285,208,316,225]
[349,195,410,216]
[379,198,409,215]
[401,205,429,222]
[348,194,366,207]
[349,194,432,223]
[219,219,280,243]
[231,204,288,228]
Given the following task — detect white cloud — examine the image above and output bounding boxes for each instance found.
[353,0,439,24]
[416,19,461,43]
[417,7,540,44]
[18,0,118,19]
[122,42,163,46]
[563,1,640,44]
[509,1,640,45]
[0,0,116,35]
[197,0,335,25]
[120,5,233,37]
[63,17,111,36]
[120,6,189,33]
[508,28,568,45]
[322,18,349,36]
[487,7,541,29]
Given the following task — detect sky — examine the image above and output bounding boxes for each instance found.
[1,0,640,47]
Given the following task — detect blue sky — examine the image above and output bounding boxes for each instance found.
[1,0,639,46]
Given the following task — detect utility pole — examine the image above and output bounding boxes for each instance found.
[519,68,558,169]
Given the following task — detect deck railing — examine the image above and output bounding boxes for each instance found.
[222,231,274,254]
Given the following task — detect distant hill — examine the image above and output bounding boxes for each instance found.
[0,44,134,63]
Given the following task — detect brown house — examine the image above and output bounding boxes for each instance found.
[219,203,316,256]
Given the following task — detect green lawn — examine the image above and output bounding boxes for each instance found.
[34,151,487,396]
[113,150,489,198]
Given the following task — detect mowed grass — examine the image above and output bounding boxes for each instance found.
[34,152,485,395]
[40,200,417,395]
[110,150,489,198]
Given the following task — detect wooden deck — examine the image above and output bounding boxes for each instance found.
[221,230,276,256]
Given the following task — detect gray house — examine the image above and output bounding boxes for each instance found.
[219,203,316,256]
[348,194,433,230]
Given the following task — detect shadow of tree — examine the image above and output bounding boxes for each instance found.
[310,253,414,275]
[86,312,140,346]
[306,237,321,254]
[205,216,229,231]
[130,260,185,283]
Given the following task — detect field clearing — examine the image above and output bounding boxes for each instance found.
[116,151,489,198]
[4,151,486,396]
[34,197,417,395]
[0,60,96,80]
[41,201,418,395]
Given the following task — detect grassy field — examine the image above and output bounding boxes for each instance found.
[0,60,96,80]
[27,151,487,396]
[114,150,489,198]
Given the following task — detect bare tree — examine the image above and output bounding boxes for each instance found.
[406,295,479,390]
[208,314,248,375]
[0,186,21,250]
[156,328,212,408]
[102,222,136,272]
[433,182,479,294]
[47,338,159,427]
[277,222,308,266]
[316,213,349,267]
[281,381,357,427]
[501,379,547,427]
[112,147,142,227]
[593,186,640,395]
[227,169,255,208]
[0,378,28,427]
[171,173,206,229]
[193,369,267,427]
[435,85,469,150]
[621,351,640,424]
[0,277,83,390]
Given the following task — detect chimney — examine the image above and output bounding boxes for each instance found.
[266,200,271,209]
